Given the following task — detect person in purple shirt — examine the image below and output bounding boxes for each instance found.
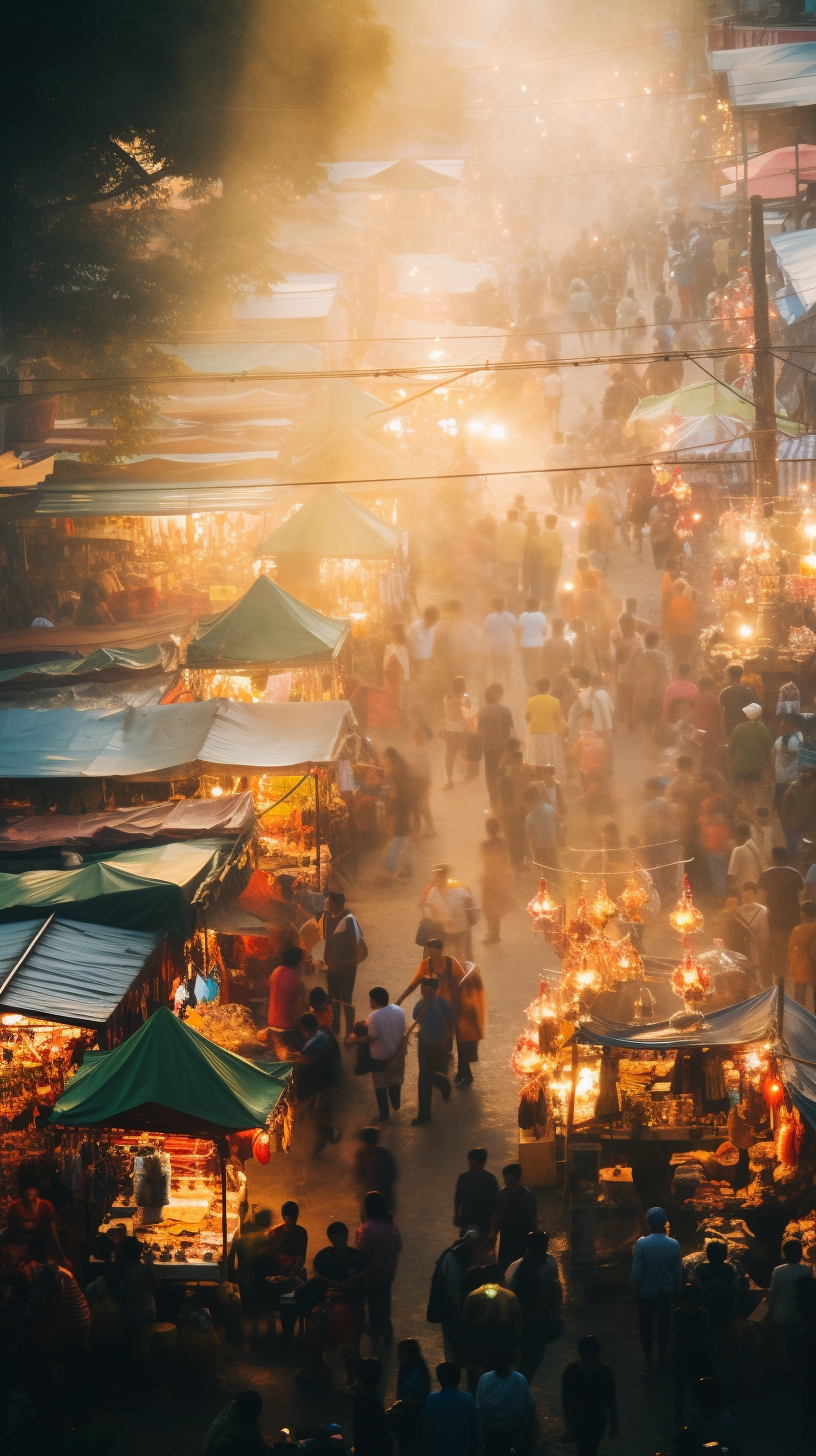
[356,1190,402,1347]
[631,1205,682,1376]
[424,1361,480,1456]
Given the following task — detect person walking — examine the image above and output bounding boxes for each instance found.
[540,616,572,686]
[516,597,547,691]
[632,630,670,738]
[728,703,772,812]
[787,901,816,1009]
[664,580,698,667]
[267,946,307,1039]
[525,784,559,870]
[320,891,365,1038]
[392,1339,431,1456]
[496,749,529,870]
[495,510,526,600]
[475,1356,535,1454]
[671,1282,713,1426]
[719,664,755,739]
[494,1164,537,1277]
[522,524,545,601]
[631,1206,682,1376]
[454,1148,499,1236]
[294,1012,343,1155]
[541,370,564,437]
[561,1336,618,1456]
[477,684,515,808]
[382,747,415,880]
[356,1192,402,1348]
[482,597,518,690]
[407,605,440,708]
[406,721,436,839]
[505,1229,562,1384]
[537,515,563,610]
[352,987,406,1122]
[443,677,474,789]
[423,1362,480,1456]
[453,961,486,1087]
[767,1237,814,1365]
[416,866,477,962]
[409,977,454,1125]
[760,845,805,974]
[525,677,566,777]
[478,819,516,945]
[353,1357,393,1456]
[353,1127,398,1212]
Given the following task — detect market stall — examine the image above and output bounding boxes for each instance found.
[0,916,163,1210]
[0,792,257,864]
[183,573,350,703]
[50,1005,292,1276]
[254,484,405,649]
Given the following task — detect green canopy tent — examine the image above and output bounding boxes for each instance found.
[50,1006,292,1259]
[256,484,401,560]
[0,838,235,938]
[630,380,801,433]
[186,574,349,671]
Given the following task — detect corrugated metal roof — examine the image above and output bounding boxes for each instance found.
[0,917,160,1026]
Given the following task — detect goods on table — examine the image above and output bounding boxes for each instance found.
[97,1133,245,1269]
[186,1002,260,1057]
[783,1214,816,1264]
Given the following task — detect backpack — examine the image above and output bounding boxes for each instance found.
[426,1244,461,1324]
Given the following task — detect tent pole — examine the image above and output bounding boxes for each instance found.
[219,1141,228,1271]
[777,974,785,1045]
[313,770,321,885]
[562,1041,579,1201]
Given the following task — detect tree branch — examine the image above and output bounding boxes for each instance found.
[40,143,175,210]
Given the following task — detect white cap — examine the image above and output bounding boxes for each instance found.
[742,703,763,720]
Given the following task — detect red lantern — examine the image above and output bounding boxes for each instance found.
[762,1075,784,1110]
[252,1130,271,1164]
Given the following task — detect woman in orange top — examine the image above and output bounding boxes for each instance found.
[787,901,816,1009]
[664,582,697,667]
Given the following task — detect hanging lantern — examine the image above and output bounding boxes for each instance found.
[611,935,644,983]
[762,1072,785,1109]
[526,878,559,926]
[252,1130,271,1164]
[588,881,617,930]
[566,897,593,943]
[618,872,649,923]
[670,949,711,1008]
[669,875,704,937]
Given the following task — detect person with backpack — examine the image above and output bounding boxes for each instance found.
[320,890,367,1037]
[427,1226,482,1360]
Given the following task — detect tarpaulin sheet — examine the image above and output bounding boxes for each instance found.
[186,575,349,670]
[256,484,400,559]
[0,917,160,1026]
[0,645,167,689]
[714,43,816,110]
[772,226,816,319]
[778,996,816,1135]
[0,839,230,937]
[294,380,386,446]
[21,483,284,517]
[0,699,356,779]
[292,427,405,484]
[576,988,778,1049]
[157,341,322,374]
[631,381,799,431]
[0,793,257,854]
[0,609,196,658]
[50,1005,291,1135]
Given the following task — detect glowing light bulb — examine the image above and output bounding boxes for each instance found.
[210,784,224,798]
[738,623,753,639]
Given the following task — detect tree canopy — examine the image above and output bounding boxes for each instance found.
[0,0,391,446]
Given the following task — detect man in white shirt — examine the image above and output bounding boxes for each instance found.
[482,596,518,689]
[736,881,768,979]
[407,605,440,701]
[727,823,764,894]
[768,1238,814,1362]
[363,986,406,1121]
[516,596,547,691]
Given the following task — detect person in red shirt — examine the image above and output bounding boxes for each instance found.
[266,947,307,1035]
[3,1170,67,1270]
[692,675,726,770]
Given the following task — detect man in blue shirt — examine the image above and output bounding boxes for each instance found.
[411,977,454,1125]
[631,1206,682,1376]
[424,1360,480,1456]
[524,788,558,868]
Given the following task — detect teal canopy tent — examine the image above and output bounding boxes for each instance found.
[186,575,349,671]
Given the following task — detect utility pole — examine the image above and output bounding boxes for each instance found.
[750,194,779,498]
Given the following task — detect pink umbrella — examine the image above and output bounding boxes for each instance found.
[721,145,816,201]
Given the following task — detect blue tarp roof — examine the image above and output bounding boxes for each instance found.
[576,988,778,1050]
[772,228,816,322]
[0,917,160,1026]
[577,987,816,1135]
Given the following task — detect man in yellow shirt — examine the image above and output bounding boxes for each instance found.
[525,677,566,779]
